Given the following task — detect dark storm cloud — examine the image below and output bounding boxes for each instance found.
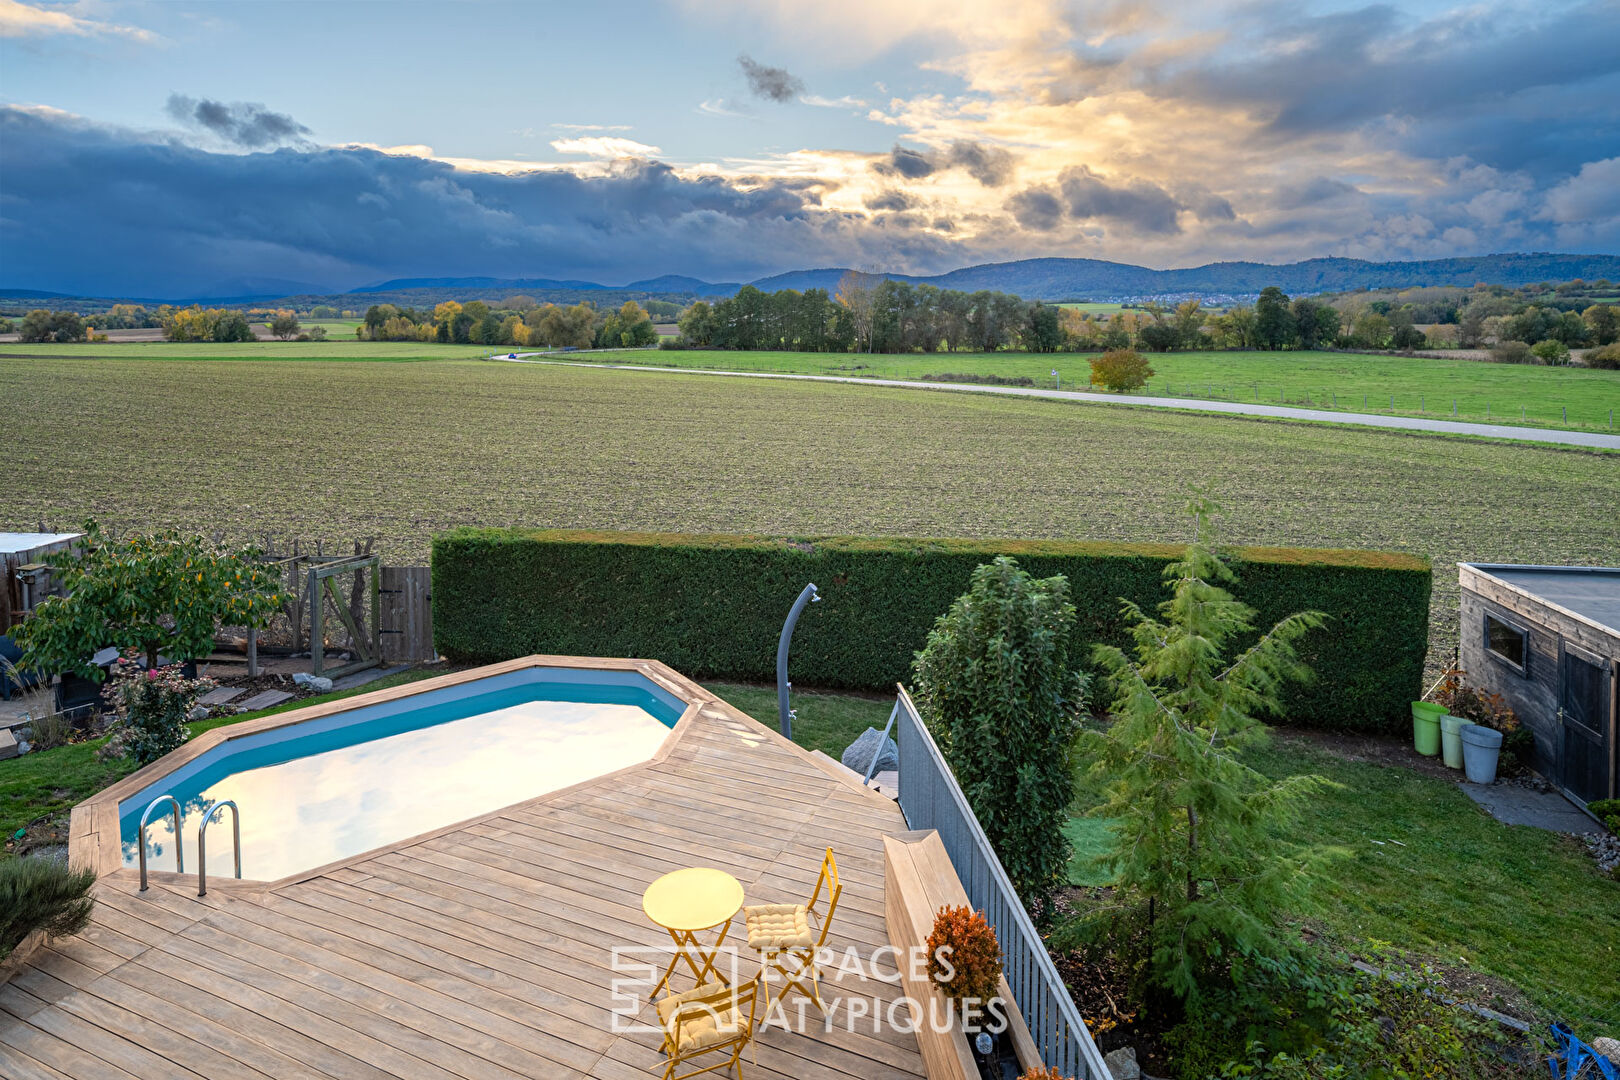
[1006,188,1064,231]
[1144,2,1620,175]
[165,94,311,148]
[1057,167,1183,234]
[870,141,1016,187]
[863,189,918,212]
[737,55,804,103]
[1,107,947,297]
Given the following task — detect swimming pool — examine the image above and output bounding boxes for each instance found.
[117,663,688,882]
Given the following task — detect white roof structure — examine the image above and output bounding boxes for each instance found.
[0,532,81,557]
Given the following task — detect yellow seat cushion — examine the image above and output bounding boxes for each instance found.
[744,903,814,950]
[657,983,747,1054]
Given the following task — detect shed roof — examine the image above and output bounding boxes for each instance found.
[1464,564,1620,635]
[0,532,80,557]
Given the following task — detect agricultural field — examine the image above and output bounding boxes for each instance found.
[577,347,1620,432]
[4,355,1616,680]
[1053,301,1127,314]
[0,339,488,361]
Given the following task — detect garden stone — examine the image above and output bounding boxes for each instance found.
[1104,1046,1141,1080]
[1593,1036,1619,1064]
[840,727,898,777]
[293,673,334,692]
[187,705,209,721]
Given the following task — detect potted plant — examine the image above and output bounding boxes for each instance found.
[927,904,1005,1030]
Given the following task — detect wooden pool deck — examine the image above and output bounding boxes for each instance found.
[0,677,929,1080]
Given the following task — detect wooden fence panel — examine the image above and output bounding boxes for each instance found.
[379,566,435,662]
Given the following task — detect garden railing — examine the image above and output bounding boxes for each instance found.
[883,685,1113,1080]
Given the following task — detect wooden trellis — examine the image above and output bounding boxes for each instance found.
[308,553,381,679]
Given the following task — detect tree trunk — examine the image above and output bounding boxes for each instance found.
[1186,804,1199,903]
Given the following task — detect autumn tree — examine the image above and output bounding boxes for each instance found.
[269,311,301,340]
[835,270,879,353]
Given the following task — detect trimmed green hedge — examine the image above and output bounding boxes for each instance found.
[431,530,1431,733]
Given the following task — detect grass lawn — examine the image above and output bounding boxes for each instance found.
[0,670,440,851]
[1068,732,1619,1032]
[569,347,1620,432]
[707,682,890,758]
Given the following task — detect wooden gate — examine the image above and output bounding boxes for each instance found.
[379,566,435,663]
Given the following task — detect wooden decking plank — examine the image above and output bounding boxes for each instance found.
[5,702,928,1080]
[196,899,609,1074]
[0,1038,75,1080]
[254,889,617,1035]
[157,923,538,1080]
[80,966,327,1080]
[51,984,277,1080]
[105,957,380,1080]
[131,938,454,1080]
[2,989,204,1080]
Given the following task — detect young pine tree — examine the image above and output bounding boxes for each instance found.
[1081,497,1335,998]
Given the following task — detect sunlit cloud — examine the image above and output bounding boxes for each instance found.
[550,135,663,158]
[0,0,156,40]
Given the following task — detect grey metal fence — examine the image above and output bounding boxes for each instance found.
[889,685,1113,1080]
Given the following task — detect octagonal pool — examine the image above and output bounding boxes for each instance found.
[118,664,687,881]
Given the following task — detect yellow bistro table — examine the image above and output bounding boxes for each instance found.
[642,867,746,999]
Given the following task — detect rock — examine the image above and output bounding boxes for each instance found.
[1593,1036,1620,1065]
[188,705,210,721]
[292,673,334,692]
[1103,1045,1141,1080]
[840,727,898,777]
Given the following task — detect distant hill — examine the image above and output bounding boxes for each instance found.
[7,252,1617,312]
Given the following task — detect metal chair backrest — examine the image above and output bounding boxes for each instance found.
[808,848,842,949]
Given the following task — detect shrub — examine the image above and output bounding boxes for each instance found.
[1530,339,1571,365]
[912,557,1088,918]
[926,905,1004,1012]
[26,710,72,751]
[1089,348,1155,392]
[432,529,1432,734]
[1488,341,1533,364]
[100,653,214,764]
[1586,343,1620,369]
[13,520,287,676]
[0,858,96,960]
[1080,497,1335,998]
[1587,799,1620,836]
[1435,667,1531,774]
[1017,1068,1072,1080]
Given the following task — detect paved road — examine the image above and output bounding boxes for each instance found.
[493,353,1620,450]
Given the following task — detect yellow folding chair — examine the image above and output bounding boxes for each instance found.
[654,975,761,1080]
[743,847,842,1015]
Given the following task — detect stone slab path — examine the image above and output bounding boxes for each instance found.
[1462,783,1602,834]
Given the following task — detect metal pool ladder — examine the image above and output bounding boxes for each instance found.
[137,795,182,892]
[136,794,243,895]
[197,799,241,896]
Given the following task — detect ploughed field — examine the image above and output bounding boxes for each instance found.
[4,355,1616,677]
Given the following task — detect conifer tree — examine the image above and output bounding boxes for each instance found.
[1081,496,1334,997]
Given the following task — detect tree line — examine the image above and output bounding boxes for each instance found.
[356,299,656,349]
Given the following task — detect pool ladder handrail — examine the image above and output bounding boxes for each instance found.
[137,795,183,892]
[197,799,241,897]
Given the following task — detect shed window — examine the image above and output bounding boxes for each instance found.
[1485,614,1528,673]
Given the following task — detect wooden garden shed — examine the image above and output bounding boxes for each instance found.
[1459,563,1619,807]
[0,531,80,631]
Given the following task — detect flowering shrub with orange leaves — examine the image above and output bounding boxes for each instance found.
[926,905,1003,1008]
[1017,1068,1073,1080]
[1435,665,1533,772]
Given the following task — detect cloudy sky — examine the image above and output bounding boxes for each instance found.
[2,0,1618,296]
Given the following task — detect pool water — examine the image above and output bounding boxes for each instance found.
[119,669,684,881]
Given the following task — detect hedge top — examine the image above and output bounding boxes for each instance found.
[436,527,1431,573]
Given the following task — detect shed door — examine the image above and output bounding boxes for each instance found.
[1559,645,1612,804]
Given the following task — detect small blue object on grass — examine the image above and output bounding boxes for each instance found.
[1548,1022,1617,1080]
